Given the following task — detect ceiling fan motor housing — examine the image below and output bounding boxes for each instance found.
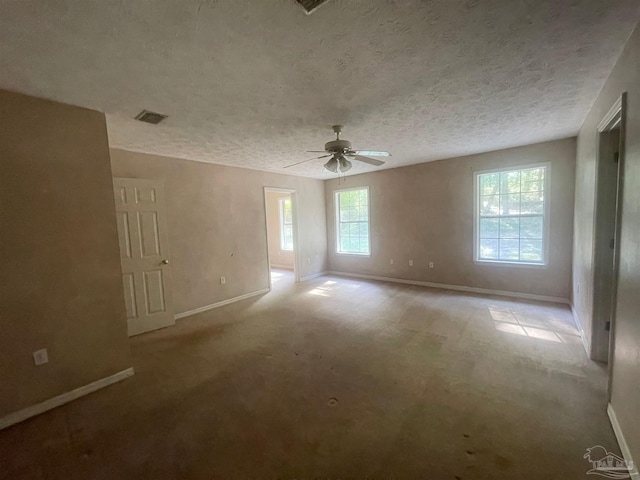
[324,139,352,153]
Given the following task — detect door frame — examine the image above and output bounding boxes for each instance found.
[263,187,301,287]
[591,94,626,401]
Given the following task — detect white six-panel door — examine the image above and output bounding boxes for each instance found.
[113,178,174,336]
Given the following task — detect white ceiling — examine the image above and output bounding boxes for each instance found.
[1,1,639,178]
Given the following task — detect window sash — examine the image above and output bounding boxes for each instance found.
[475,165,548,265]
[279,198,293,251]
[335,188,370,255]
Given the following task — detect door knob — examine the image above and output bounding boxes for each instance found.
[161,259,169,265]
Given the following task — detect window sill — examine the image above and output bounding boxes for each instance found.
[474,259,548,269]
[336,252,371,257]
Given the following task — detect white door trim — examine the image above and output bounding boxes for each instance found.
[263,187,301,286]
[592,93,626,400]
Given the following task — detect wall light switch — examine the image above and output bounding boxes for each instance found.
[409,260,414,267]
[390,259,394,265]
[220,276,226,285]
[33,349,48,366]
[307,258,311,265]
[429,262,434,269]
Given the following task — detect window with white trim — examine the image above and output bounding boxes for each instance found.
[279,198,293,251]
[335,187,370,255]
[475,164,548,265]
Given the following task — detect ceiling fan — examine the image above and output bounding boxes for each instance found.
[285,125,391,173]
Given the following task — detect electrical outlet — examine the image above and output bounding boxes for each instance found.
[33,349,48,366]
[390,259,394,265]
[220,276,226,285]
[429,261,434,268]
[409,260,414,267]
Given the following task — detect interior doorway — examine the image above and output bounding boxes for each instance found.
[264,187,300,288]
[591,95,626,395]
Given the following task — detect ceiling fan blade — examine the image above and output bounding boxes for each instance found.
[306,150,328,153]
[352,150,391,157]
[352,155,385,167]
[284,154,331,169]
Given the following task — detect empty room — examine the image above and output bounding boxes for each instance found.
[1,1,639,479]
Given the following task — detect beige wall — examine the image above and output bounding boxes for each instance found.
[110,150,327,315]
[0,90,131,417]
[574,23,640,463]
[266,191,294,269]
[325,138,576,300]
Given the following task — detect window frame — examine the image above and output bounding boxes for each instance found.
[278,197,294,251]
[334,186,371,256]
[473,162,551,268]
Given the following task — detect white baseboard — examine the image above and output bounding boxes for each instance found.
[300,271,329,282]
[327,271,570,305]
[571,303,591,357]
[270,264,294,270]
[608,403,639,478]
[174,288,270,320]
[0,367,134,430]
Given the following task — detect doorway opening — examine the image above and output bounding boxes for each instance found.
[591,94,626,398]
[264,187,300,288]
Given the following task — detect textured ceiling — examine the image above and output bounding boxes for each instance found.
[0,0,639,178]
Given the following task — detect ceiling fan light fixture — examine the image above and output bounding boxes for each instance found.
[339,157,352,172]
[324,157,338,173]
[286,126,389,172]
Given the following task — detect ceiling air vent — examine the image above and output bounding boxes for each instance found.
[135,110,167,125]
[294,0,331,15]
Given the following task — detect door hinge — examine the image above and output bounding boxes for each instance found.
[606,321,611,332]
[614,152,619,163]
[610,238,615,249]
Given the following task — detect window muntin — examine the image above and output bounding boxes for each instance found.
[475,165,548,265]
[279,198,293,251]
[335,188,370,255]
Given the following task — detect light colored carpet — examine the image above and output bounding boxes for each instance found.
[0,271,616,479]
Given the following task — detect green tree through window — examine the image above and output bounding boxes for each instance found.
[335,188,370,255]
[476,165,547,264]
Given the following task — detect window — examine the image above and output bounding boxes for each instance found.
[279,198,293,251]
[335,187,370,255]
[475,164,548,265]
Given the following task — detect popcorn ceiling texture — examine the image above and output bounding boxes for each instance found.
[0,0,638,178]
